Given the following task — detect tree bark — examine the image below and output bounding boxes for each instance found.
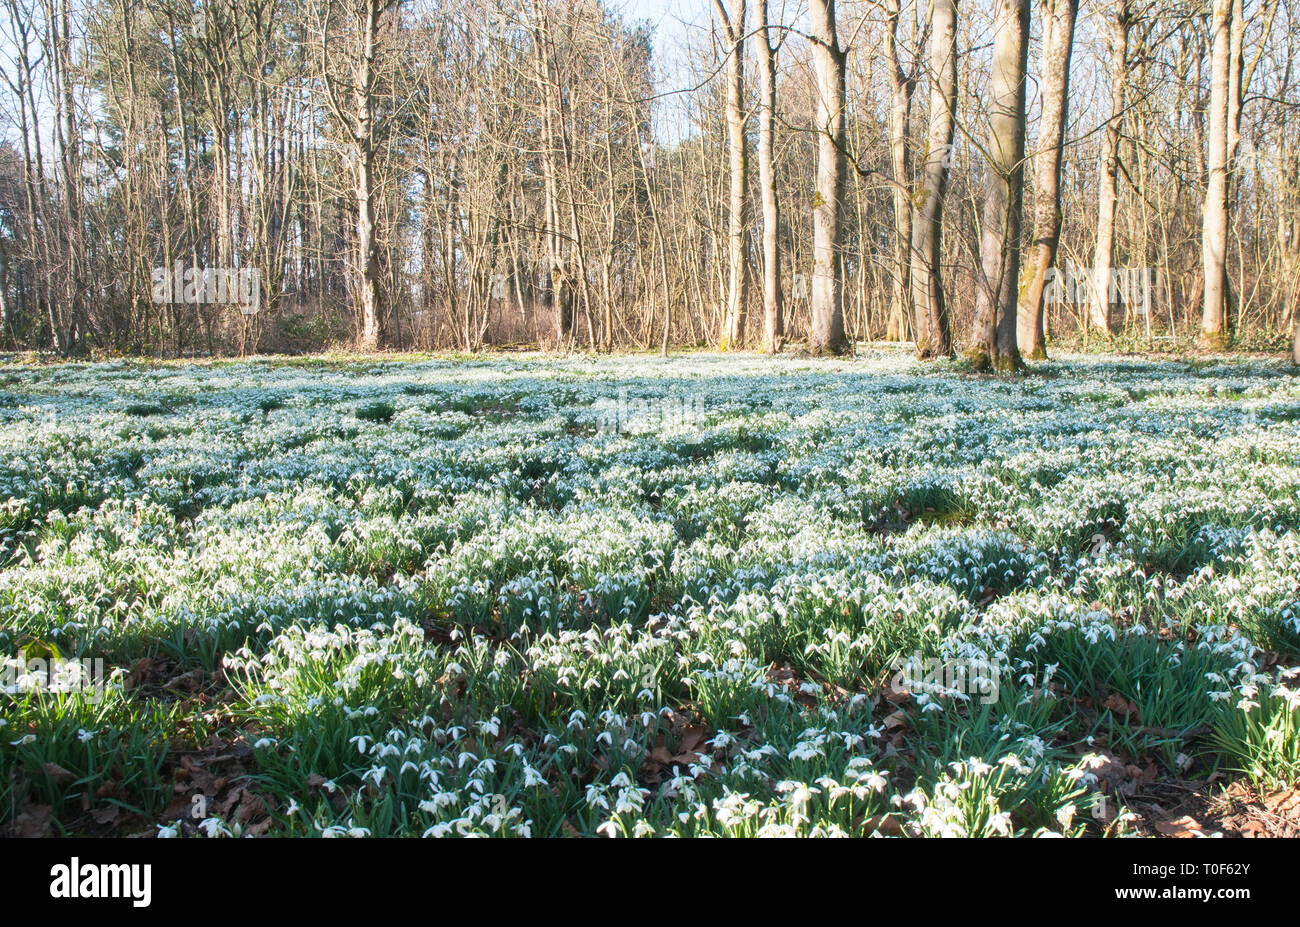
[968,0,1029,372]
[528,0,573,346]
[342,0,392,352]
[753,0,783,353]
[1200,0,1233,349]
[1090,0,1129,337]
[884,0,916,343]
[807,0,849,355]
[911,0,958,358]
[714,0,749,350]
[1017,0,1078,359]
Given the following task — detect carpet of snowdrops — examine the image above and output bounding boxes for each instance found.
[1,349,1299,838]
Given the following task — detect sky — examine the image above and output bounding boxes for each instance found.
[612,0,806,143]
[0,0,807,150]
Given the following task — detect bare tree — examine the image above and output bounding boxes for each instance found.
[1,0,1297,359]
[807,0,849,355]
[1017,0,1078,359]
[883,0,919,342]
[969,0,1030,372]
[527,0,575,347]
[714,0,749,349]
[1200,0,1232,349]
[1090,0,1131,336]
[753,0,783,353]
[317,0,401,351]
[911,0,958,358]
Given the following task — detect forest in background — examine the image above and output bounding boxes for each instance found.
[0,0,1298,361]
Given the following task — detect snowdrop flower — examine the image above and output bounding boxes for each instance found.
[198,817,231,838]
[998,754,1027,773]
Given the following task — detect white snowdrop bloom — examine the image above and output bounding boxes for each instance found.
[198,817,231,838]
[614,788,648,815]
[788,741,824,762]
[860,771,889,793]
[988,812,1013,836]
[776,780,819,809]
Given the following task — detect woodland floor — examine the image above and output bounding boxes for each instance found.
[1,349,1298,836]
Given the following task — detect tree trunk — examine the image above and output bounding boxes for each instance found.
[353,0,386,351]
[754,0,783,353]
[1017,0,1078,359]
[807,0,849,355]
[1090,0,1129,337]
[1200,0,1232,349]
[715,0,749,350]
[529,0,573,347]
[884,0,916,343]
[911,0,958,358]
[968,0,1029,372]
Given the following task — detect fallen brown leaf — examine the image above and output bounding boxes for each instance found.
[1154,814,1212,838]
[42,762,76,784]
